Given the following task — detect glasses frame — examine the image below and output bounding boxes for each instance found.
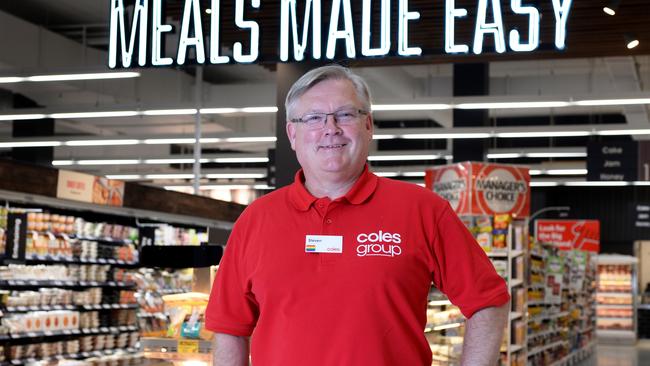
[290,108,369,129]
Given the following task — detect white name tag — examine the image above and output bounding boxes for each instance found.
[305,235,343,254]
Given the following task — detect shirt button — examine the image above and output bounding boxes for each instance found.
[318,203,324,208]
[326,218,333,224]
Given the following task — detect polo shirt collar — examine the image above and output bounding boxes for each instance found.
[289,164,378,211]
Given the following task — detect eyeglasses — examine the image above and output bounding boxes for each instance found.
[290,108,368,130]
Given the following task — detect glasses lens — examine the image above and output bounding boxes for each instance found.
[302,113,326,129]
[334,109,360,124]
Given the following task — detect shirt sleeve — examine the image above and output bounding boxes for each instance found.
[430,205,510,318]
[205,218,259,336]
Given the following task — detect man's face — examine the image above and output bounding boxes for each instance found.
[286,79,374,181]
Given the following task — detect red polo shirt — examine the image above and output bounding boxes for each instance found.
[205,166,509,365]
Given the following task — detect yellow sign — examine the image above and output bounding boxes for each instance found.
[178,339,199,354]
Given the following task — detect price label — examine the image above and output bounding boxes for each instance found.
[98,258,107,264]
[62,330,72,335]
[178,339,199,354]
[17,306,28,311]
[53,281,64,286]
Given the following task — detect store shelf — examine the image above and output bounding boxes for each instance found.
[486,251,508,258]
[527,340,567,357]
[596,292,634,297]
[22,254,138,267]
[69,234,134,246]
[2,303,137,313]
[0,279,136,288]
[7,347,140,365]
[7,325,138,340]
[638,304,650,310]
[596,304,633,308]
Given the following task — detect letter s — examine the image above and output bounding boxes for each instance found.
[392,233,402,244]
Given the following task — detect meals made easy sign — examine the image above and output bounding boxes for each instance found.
[425,162,530,217]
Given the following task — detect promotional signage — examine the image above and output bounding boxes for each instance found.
[587,141,639,181]
[5,213,27,261]
[535,219,600,252]
[109,0,573,68]
[57,170,125,207]
[425,162,530,217]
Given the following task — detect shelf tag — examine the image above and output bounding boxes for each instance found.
[178,339,199,353]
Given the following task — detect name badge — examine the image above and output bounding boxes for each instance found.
[305,235,343,254]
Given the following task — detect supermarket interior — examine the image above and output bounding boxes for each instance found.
[0,1,650,365]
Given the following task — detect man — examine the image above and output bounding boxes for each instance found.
[205,65,509,366]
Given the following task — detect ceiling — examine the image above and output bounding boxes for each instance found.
[0,1,648,203]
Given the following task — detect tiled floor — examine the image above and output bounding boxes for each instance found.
[576,340,650,366]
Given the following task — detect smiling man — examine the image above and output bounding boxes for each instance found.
[205,65,509,366]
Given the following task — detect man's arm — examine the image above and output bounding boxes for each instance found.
[460,303,509,366]
[213,333,249,366]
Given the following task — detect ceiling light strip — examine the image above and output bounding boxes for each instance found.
[0,72,141,84]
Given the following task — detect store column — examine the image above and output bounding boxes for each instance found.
[452,63,489,162]
[273,63,315,188]
[11,94,55,166]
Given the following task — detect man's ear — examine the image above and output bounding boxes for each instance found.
[365,114,374,139]
[286,121,297,151]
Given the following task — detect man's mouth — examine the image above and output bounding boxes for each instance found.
[319,143,347,150]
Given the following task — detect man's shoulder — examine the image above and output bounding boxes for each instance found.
[377,177,447,203]
[241,185,292,215]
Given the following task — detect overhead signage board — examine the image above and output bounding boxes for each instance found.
[587,141,639,181]
[425,162,530,217]
[108,0,573,68]
[535,219,600,252]
[57,170,125,207]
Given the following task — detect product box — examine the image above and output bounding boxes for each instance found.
[425,162,530,217]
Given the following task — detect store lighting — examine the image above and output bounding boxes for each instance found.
[142,109,197,116]
[205,173,266,179]
[51,111,139,119]
[145,174,196,179]
[633,182,650,186]
[402,172,426,177]
[0,114,48,121]
[0,71,140,84]
[52,160,74,166]
[529,170,542,175]
[401,133,492,139]
[626,34,640,49]
[372,134,398,140]
[0,141,62,148]
[598,129,650,136]
[526,152,587,158]
[143,158,203,164]
[223,137,277,143]
[199,108,239,114]
[371,104,451,111]
[77,159,140,165]
[240,107,278,113]
[603,6,616,15]
[564,181,628,187]
[65,139,140,146]
[574,98,650,106]
[105,174,143,180]
[212,157,269,163]
[456,101,570,109]
[487,153,523,159]
[545,169,588,175]
[496,131,590,138]
[143,138,197,144]
[530,181,560,187]
[368,154,442,161]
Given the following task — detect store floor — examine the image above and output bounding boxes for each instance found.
[576,340,650,366]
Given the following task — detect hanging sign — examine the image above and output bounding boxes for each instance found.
[534,219,600,252]
[108,0,573,68]
[57,170,125,207]
[425,162,530,217]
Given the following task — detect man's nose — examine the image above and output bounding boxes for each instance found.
[323,114,342,134]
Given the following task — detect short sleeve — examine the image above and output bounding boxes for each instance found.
[430,205,510,318]
[205,219,259,336]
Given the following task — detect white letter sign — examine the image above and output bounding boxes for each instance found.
[398,0,421,56]
[361,0,391,57]
[445,0,468,53]
[177,0,206,64]
[280,0,322,61]
[109,0,148,68]
[234,0,261,63]
[473,0,506,54]
[326,0,356,59]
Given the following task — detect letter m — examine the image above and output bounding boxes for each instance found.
[280,0,321,61]
[109,0,148,68]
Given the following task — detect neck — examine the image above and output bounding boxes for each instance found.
[303,168,364,199]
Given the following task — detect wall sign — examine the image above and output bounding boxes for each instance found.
[425,162,530,217]
[587,141,639,181]
[109,0,573,68]
[535,219,600,252]
[57,170,125,207]
[5,213,27,261]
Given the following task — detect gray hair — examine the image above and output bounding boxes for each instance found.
[285,64,372,121]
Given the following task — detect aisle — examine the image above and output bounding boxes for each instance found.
[576,340,650,366]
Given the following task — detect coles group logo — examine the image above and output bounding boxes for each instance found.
[356,230,403,257]
[473,165,530,216]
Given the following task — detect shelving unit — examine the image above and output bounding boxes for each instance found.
[595,254,638,345]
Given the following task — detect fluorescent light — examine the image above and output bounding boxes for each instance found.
[199,138,224,143]
[456,101,570,109]
[144,158,200,164]
[143,138,197,144]
[375,172,399,177]
[529,170,542,175]
[598,129,650,136]
[526,152,587,158]
[200,108,239,114]
[603,7,616,15]
[27,72,140,82]
[371,104,451,111]
[223,137,277,143]
[368,154,441,161]
[545,169,588,175]
[372,134,398,140]
[574,98,650,106]
[77,159,140,165]
[496,131,590,138]
[164,184,275,190]
[401,133,492,139]
[530,181,559,187]
[240,107,278,113]
[65,139,140,146]
[487,153,523,159]
[51,111,138,119]
[0,141,62,148]
[212,157,269,163]
[403,172,426,177]
[52,160,74,166]
[143,109,197,116]
[145,174,196,179]
[564,181,628,187]
[105,175,143,180]
[205,173,266,179]
[627,39,640,49]
[633,182,650,186]
[0,77,25,83]
[0,114,48,121]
